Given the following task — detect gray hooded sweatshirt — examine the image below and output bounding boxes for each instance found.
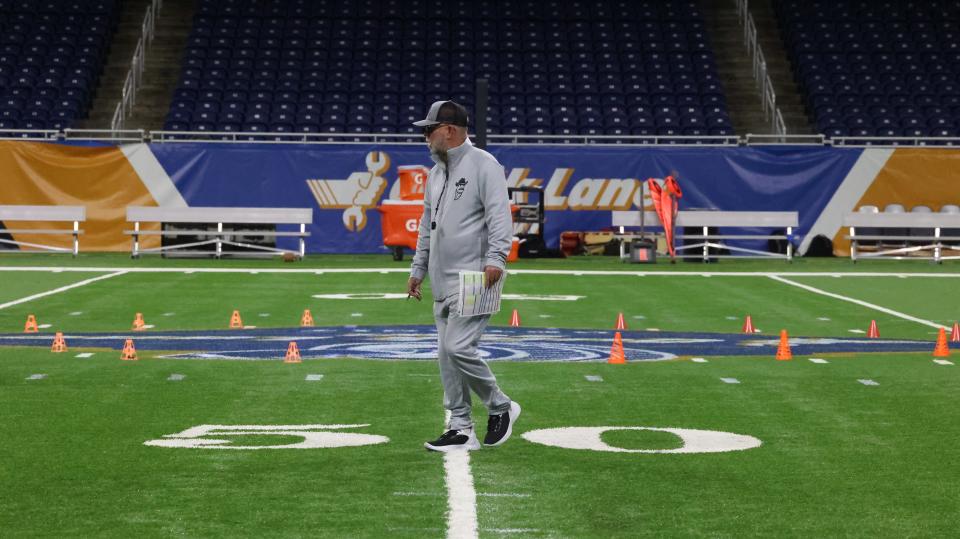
[410,137,513,301]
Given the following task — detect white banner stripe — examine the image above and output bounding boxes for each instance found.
[799,148,894,255]
[0,271,128,310]
[121,144,188,207]
[768,275,946,329]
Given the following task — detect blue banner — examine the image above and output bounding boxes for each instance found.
[148,142,864,254]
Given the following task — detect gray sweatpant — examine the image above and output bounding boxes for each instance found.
[433,294,511,430]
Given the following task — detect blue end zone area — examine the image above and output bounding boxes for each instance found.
[0,326,935,361]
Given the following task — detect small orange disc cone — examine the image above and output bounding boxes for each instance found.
[284,341,302,363]
[121,339,138,361]
[132,312,146,331]
[867,319,879,338]
[509,309,521,327]
[24,314,39,333]
[742,315,754,334]
[614,312,627,330]
[51,332,67,353]
[301,309,315,327]
[229,310,243,329]
[775,329,792,361]
[934,328,950,358]
[608,332,627,364]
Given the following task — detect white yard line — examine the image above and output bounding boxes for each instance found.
[3,266,960,278]
[444,450,479,539]
[0,271,127,311]
[768,275,947,330]
[440,411,478,539]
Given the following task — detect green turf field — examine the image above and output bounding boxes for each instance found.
[1,254,959,537]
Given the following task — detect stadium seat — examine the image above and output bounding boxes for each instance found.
[163,0,730,138]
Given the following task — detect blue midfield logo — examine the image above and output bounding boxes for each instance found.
[0,326,934,361]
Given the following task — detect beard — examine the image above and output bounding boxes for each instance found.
[429,141,449,165]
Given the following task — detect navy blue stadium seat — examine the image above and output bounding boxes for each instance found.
[165,0,730,138]
[777,0,960,138]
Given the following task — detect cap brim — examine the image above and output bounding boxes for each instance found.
[412,119,438,127]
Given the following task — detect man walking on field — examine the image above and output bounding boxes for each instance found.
[406,100,521,452]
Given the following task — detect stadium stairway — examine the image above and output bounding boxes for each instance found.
[749,0,813,134]
[703,0,813,135]
[78,0,194,130]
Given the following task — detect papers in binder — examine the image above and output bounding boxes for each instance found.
[458,270,506,317]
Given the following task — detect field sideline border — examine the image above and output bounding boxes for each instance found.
[2,266,960,277]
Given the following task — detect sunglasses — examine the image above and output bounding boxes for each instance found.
[423,123,447,137]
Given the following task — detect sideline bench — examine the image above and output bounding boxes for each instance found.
[843,212,960,263]
[612,210,799,262]
[125,206,312,259]
[0,205,85,256]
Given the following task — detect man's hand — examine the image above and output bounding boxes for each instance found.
[407,276,423,301]
[484,265,503,289]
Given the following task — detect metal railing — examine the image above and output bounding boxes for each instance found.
[110,0,162,133]
[737,0,787,137]
[744,134,825,145]
[63,128,147,143]
[5,128,960,148]
[0,129,60,141]
[146,131,741,146]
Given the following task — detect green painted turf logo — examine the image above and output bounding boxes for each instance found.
[144,424,761,454]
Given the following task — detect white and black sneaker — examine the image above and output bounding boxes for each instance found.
[484,401,521,447]
[424,428,481,452]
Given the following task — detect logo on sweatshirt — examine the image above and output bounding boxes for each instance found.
[454,177,468,200]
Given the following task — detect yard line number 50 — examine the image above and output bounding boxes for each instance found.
[145,424,761,454]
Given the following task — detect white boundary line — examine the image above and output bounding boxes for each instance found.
[0,271,128,311]
[2,266,960,278]
[441,410,478,539]
[768,275,947,330]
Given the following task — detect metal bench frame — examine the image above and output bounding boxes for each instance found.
[125,206,312,259]
[613,210,799,262]
[0,205,86,256]
[843,213,960,263]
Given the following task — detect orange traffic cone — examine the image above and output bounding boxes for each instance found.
[775,329,792,360]
[867,319,879,338]
[742,315,754,334]
[24,314,39,333]
[132,312,146,331]
[951,322,960,343]
[608,331,626,364]
[51,332,67,353]
[301,309,314,327]
[934,328,950,357]
[509,309,521,327]
[284,341,302,363]
[120,339,138,361]
[229,310,243,329]
[614,312,627,330]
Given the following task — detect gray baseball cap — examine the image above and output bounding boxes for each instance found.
[412,100,469,127]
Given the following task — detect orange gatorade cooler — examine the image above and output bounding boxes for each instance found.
[397,165,429,201]
[378,199,424,259]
